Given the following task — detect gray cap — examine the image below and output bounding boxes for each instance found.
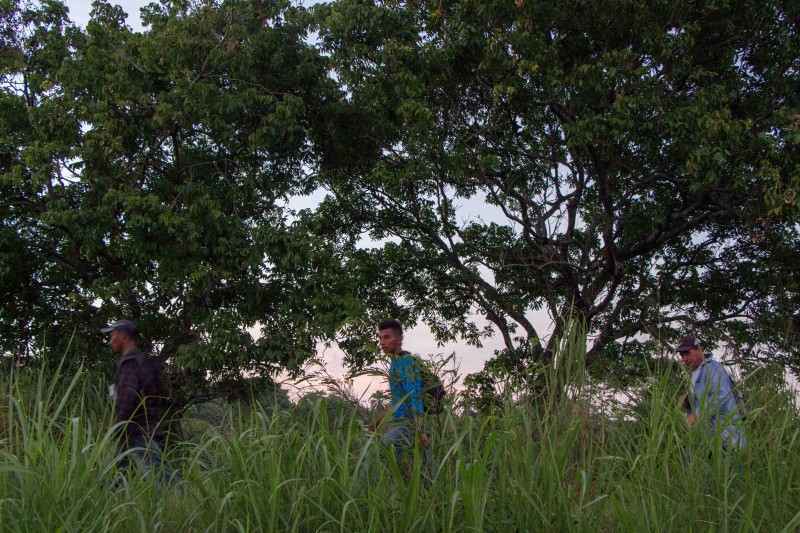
[676,334,699,353]
[100,319,138,337]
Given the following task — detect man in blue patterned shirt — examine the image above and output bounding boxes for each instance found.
[362,319,433,484]
[678,334,745,450]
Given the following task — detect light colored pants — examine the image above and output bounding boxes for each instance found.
[360,425,435,486]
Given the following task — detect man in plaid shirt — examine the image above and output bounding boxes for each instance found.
[102,319,178,493]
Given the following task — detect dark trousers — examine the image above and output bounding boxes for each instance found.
[116,434,181,494]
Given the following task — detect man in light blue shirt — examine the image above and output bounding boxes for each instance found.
[361,319,433,484]
[678,334,745,449]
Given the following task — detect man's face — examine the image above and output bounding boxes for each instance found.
[378,327,403,355]
[679,346,704,370]
[108,330,127,354]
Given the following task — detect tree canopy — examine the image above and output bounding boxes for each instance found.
[0,0,372,402]
[313,0,800,382]
[1,0,798,403]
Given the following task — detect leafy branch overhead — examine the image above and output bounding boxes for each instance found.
[0,0,365,404]
[0,0,798,405]
[313,0,800,378]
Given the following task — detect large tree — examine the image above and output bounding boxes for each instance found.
[314,0,800,381]
[0,0,364,402]
[3,0,799,407]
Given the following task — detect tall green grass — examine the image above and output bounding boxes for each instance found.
[2,336,799,531]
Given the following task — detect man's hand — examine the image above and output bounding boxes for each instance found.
[419,431,430,449]
[413,415,429,448]
[369,410,389,432]
[687,413,696,427]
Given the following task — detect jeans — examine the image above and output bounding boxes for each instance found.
[360,425,435,487]
[116,434,182,495]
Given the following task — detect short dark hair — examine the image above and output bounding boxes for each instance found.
[378,319,403,335]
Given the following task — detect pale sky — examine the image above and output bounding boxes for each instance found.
[64,0,147,32]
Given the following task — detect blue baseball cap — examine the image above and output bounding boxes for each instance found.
[100,319,139,337]
[676,334,699,353]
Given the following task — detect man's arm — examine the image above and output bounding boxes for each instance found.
[404,357,429,448]
[115,360,139,424]
[697,362,735,422]
[706,364,725,406]
[140,357,167,401]
[716,366,736,403]
[709,363,739,419]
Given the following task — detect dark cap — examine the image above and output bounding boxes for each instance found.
[100,319,138,337]
[676,334,699,353]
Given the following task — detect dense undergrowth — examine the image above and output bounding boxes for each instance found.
[2,346,799,532]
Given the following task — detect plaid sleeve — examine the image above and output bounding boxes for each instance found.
[114,360,139,423]
[140,357,167,400]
